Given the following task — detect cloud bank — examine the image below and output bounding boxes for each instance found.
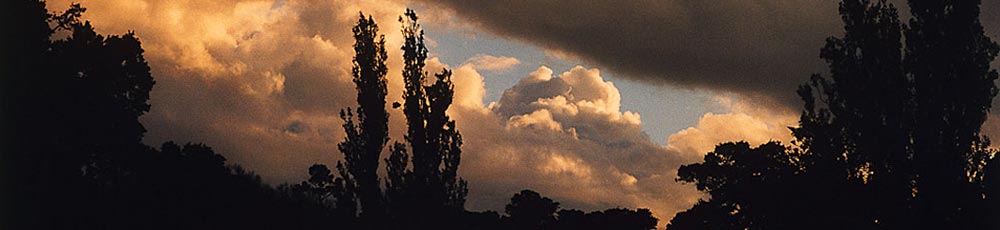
[421,0,842,106]
[422,0,1000,108]
[48,0,799,225]
[47,0,412,182]
[450,64,699,219]
[437,61,797,223]
[421,0,1000,156]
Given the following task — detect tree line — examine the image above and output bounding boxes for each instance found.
[1,1,655,230]
[667,0,1000,229]
[5,0,1000,229]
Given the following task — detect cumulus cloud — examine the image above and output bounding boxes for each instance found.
[666,96,797,161]
[445,64,702,224]
[49,0,801,226]
[417,0,1000,162]
[462,54,521,72]
[449,63,796,226]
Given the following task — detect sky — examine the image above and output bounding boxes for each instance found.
[44,0,1000,227]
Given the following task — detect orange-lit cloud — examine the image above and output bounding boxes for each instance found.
[47,0,800,227]
[444,63,799,227]
[47,0,410,182]
[461,54,521,72]
[443,64,702,223]
[667,96,797,161]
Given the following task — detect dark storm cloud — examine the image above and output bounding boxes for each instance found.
[424,0,1000,106]
[423,0,843,106]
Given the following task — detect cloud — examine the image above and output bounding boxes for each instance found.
[46,0,411,182]
[448,64,796,227]
[48,0,800,226]
[444,64,703,225]
[417,0,1000,169]
[462,54,521,72]
[421,0,1000,108]
[666,96,797,161]
[419,0,843,106]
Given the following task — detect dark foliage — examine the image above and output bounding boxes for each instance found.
[506,189,561,230]
[668,0,1000,229]
[669,142,812,230]
[906,0,999,228]
[2,2,659,229]
[381,9,468,230]
[336,11,391,225]
[503,190,658,230]
[1,2,337,229]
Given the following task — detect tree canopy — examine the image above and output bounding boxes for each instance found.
[6,0,999,229]
[668,0,1000,229]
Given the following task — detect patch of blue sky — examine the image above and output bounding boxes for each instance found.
[423,21,723,145]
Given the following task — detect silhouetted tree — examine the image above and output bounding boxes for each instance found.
[337,12,391,224]
[905,0,999,228]
[670,142,813,230]
[669,0,1000,229]
[552,209,588,230]
[985,156,1000,229]
[0,0,51,223]
[295,164,337,206]
[384,9,467,229]
[4,2,155,228]
[0,3,678,229]
[292,163,359,227]
[586,208,657,230]
[794,0,911,228]
[505,190,560,230]
[458,211,505,230]
[502,190,658,230]
[2,2,354,229]
[332,161,360,220]
[667,200,739,230]
[385,142,408,211]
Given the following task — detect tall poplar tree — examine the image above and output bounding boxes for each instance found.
[669,0,1000,229]
[338,12,390,223]
[385,9,468,228]
[906,0,999,228]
